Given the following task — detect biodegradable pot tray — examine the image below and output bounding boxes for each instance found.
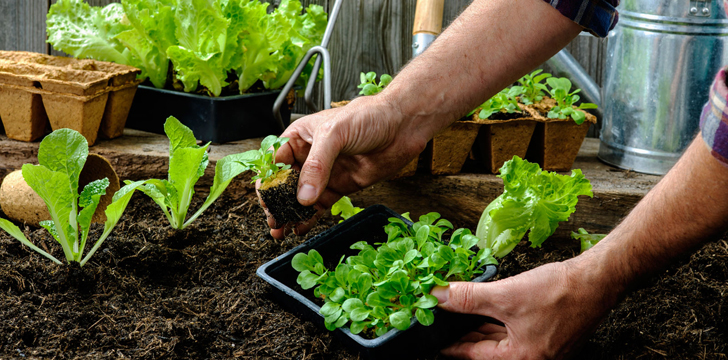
[526,98,597,171]
[257,205,497,359]
[0,51,141,144]
[427,120,481,175]
[471,109,540,173]
[125,86,291,143]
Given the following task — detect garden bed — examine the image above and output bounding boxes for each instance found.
[0,188,726,359]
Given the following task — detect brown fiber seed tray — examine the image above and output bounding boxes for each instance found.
[0,52,141,143]
[0,84,48,142]
[471,106,541,173]
[525,97,598,171]
[428,120,481,175]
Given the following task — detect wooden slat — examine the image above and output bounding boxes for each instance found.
[0,0,48,53]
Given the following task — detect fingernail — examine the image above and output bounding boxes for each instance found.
[431,286,449,304]
[298,184,316,202]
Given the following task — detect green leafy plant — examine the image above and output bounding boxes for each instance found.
[545,77,598,125]
[357,71,392,96]
[513,69,551,105]
[476,156,593,258]
[235,135,291,184]
[132,116,248,230]
[571,228,606,253]
[47,0,328,95]
[470,87,522,120]
[0,129,145,266]
[293,213,497,337]
[331,196,363,223]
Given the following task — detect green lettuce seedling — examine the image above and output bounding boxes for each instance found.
[133,116,248,229]
[513,69,551,105]
[476,156,593,258]
[0,129,145,266]
[546,77,598,124]
[293,213,497,337]
[358,71,392,96]
[571,228,606,253]
[331,196,363,223]
[235,135,291,183]
[470,87,521,120]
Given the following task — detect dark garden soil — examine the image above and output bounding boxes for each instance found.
[1,188,727,359]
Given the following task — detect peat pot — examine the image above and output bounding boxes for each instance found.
[598,0,728,175]
[126,86,292,143]
[257,205,498,359]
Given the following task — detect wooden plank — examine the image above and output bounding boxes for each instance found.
[0,130,660,236]
[0,0,48,53]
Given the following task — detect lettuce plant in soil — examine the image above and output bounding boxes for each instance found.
[0,129,144,266]
[132,116,249,230]
[357,72,392,96]
[572,228,607,253]
[470,87,522,120]
[235,135,316,225]
[293,156,593,338]
[47,0,328,96]
[545,77,599,124]
[513,69,551,105]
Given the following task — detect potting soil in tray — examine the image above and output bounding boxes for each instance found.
[0,189,726,359]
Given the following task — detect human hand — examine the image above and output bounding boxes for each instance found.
[258,94,434,239]
[431,258,622,359]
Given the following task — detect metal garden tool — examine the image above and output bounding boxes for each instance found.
[272,0,343,130]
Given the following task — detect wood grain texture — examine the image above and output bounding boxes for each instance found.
[413,0,444,35]
[0,0,48,53]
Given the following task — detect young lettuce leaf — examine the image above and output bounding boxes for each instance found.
[133,116,248,230]
[331,196,363,223]
[0,129,140,266]
[571,228,607,253]
[476,156,593,258]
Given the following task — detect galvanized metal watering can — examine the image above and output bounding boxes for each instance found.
[547,0,728,175]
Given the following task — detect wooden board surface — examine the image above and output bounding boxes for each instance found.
[0,130,661,236]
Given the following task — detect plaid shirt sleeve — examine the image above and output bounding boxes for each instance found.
[700,67,728,166]
[542,0,620,37]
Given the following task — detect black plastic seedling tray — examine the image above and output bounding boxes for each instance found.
[125,85,291,143]
[256,205,498,359]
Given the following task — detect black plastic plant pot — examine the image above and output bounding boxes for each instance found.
[125,85,291,143]
[256,205,498,359]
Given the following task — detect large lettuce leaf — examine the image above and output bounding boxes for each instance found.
[47,0,132,65]
[47,0,327,96]
[476,156,593,258]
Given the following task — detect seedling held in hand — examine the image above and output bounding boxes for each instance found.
[238,135,316,224]
[546,77,598,125]
[0,129,145,266]
[358,71,392,96]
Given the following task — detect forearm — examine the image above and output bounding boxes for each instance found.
[572,136,728,304]
[380,0,582,141]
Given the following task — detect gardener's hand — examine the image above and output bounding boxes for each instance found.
[432,255,622,359]
[259,94,435,239]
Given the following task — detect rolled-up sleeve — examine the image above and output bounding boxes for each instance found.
[542,0,620,37]
[700,67,728,166]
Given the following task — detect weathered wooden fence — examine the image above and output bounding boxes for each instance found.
[0,0,606,134]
